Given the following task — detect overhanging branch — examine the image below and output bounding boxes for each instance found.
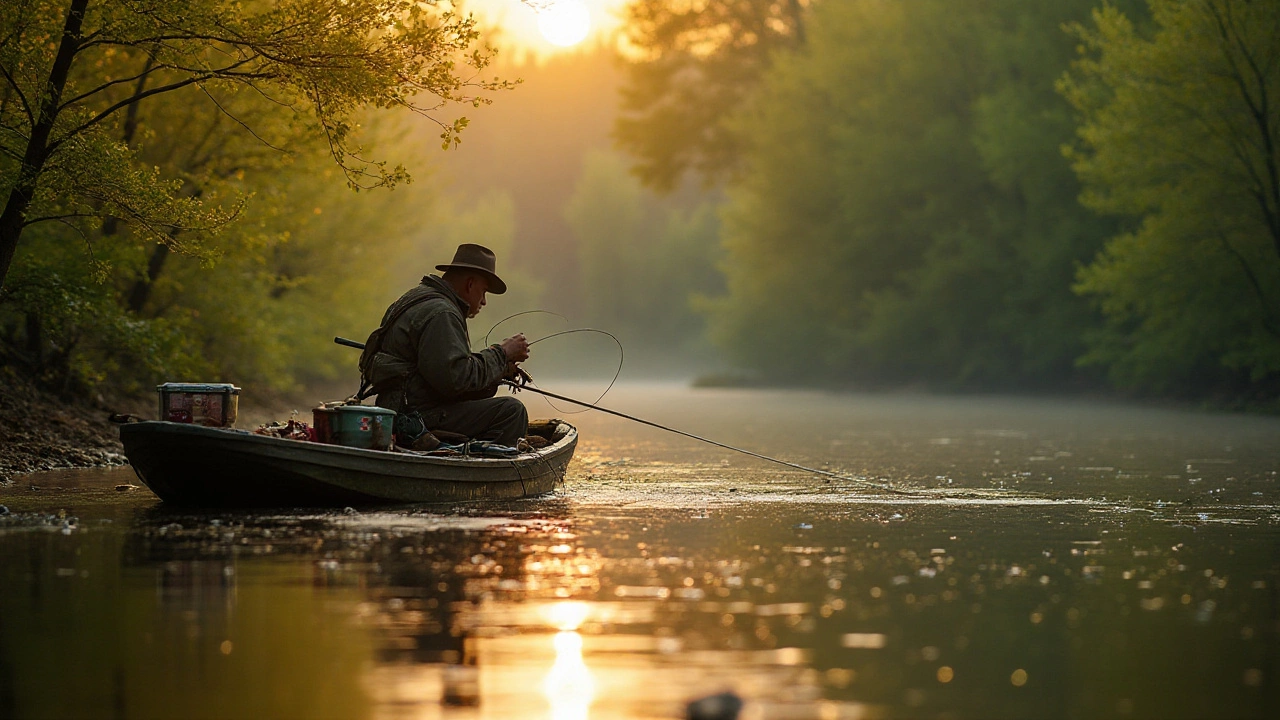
[47,56,268,153]
[0,64,34,126]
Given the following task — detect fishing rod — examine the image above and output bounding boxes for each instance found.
[334,336,911,495]
[501,381,912,495]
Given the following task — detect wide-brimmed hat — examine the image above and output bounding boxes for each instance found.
[435,243,507,294]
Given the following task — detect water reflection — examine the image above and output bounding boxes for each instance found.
[3,387,1280,718]
[545,631,594,720]
[1,491,1279,718]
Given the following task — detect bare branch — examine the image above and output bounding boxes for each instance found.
[58,60,176,109]
[0,64,34,126]
[48,56,267,153]
[0,119,30,141]
[80,33,254,52]
[1207,0,1280,259]
[195,82,289,155]
[229,77,297,110]
[53,216,92,251]
[22,212,102,228]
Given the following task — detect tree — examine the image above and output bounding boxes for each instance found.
[615,0,806,191]
[0,110,446,396]
[565,149,721,370]
[706,0,1125,387]
[1061,0,1280,396]
[0,0,507,293]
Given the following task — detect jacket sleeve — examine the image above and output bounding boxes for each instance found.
[416,311,509,399]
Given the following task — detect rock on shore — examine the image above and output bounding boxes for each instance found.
[0,375,127,484]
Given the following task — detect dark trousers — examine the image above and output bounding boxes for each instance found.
[419,396,528,447]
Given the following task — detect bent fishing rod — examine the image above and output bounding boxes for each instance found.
[334,336,911,495]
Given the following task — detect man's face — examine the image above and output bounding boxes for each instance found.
[460,275,489,319]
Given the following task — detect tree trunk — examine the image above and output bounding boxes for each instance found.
[0,0,90,293]
[125,184,200,314]
[126,240,171,314]
[102,55,154,237]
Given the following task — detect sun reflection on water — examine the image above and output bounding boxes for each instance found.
[542,599,592,631]
[544,631,595,720]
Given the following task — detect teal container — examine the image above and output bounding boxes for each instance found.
[328,405,396,450]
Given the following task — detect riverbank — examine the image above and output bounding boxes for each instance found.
[0,372,128,484]
[0,373,352,484]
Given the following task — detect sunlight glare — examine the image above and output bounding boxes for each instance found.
[544,631,594,720]
[541,600,591,631]
[538,1,592,47]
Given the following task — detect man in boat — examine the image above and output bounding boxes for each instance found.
[361,243,530,449]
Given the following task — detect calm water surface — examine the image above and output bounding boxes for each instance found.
[2,385,1279,719]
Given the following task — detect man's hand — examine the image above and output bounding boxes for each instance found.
[499,333,530,363]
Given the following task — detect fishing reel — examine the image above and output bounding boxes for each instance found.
[507,365,533,392]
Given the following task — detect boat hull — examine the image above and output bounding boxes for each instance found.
[120,421,576,507]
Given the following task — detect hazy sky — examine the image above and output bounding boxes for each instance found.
[465,0,631,59]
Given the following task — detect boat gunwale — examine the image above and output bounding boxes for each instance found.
[119,420,577,470]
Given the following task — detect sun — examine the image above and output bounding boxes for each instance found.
[537,1,591,48]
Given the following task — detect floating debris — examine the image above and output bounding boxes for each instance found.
[686,691,743,720]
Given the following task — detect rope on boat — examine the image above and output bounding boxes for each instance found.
[502,381,916,496]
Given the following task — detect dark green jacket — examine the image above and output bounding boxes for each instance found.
[369,275,509,413]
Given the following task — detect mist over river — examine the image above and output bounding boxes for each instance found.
[2,384,1278,719]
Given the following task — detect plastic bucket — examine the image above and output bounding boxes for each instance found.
[328,405,396,450]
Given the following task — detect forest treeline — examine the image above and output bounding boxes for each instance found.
[0,0,510,397]
[2,0,1278,407]
[619,0,1280,403]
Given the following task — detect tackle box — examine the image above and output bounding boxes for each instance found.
[157,383,240,427]
[313,403,396,450]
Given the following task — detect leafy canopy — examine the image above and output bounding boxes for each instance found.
[1062,0,1280,394]
[615,0,806,191]
[0,0,511,291]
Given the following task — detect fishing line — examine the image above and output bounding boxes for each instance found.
[500,381,917,496]
[524,328,625,415]
[480,311,626,414]
[336,330,918,496]
[483,309,568,347]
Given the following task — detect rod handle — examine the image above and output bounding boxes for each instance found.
[334,336,366,350]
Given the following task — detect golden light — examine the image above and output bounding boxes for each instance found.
[540,600,591,631]
[544,631,595,720]
[537,1,592,47]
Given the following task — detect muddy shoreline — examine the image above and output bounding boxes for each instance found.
[0,376,352,485]
[0,376,128,484]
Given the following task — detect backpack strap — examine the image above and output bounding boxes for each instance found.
[356,286,438,400]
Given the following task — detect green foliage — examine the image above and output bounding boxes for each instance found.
[616,0,806,191]
[1062,0,1280,396]
[0,225,209,395]
[706,0,1122,388]
[0,114,452,397]
[1,0,512,290]
[147,137,437,394]
[0,0,516,399]
[565,149,721,369]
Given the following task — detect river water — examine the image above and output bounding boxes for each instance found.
[2,384,1278,719]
